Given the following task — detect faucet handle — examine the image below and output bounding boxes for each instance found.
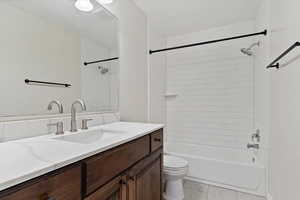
[247,143,259,149]
[81,119,93,130]
[251,129,261,142]
[48,121,64,135]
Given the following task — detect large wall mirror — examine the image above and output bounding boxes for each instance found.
[0,0,119,118]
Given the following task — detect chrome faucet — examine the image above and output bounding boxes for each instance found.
[70,99,87,132]
[47,100,63,113]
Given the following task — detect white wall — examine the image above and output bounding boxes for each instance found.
[103,0,148,122]
[253,0,271,198]
[148,27,167,123]
[254,0,271,155]
[109,49,120,112]
[268,0,300,199]
[251,0,300,199]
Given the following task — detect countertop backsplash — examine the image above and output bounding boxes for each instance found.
[0,113,120,142]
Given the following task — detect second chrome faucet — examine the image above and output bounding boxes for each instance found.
[47,100,64,114]
[70,99,87,132]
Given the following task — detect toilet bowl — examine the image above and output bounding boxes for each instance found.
[163,155,188,200]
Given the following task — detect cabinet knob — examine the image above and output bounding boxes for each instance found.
[154,138,161,142]
[119,179,127,185]
[40,194,56,200]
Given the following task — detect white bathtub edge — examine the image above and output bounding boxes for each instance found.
[184,176,266,197]
[267,193,273,200]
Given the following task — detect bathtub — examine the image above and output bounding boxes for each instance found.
[165,142,267,196]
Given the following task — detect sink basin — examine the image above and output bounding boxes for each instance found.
[53,129,123,144]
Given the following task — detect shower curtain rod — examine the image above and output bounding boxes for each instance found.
[149,30,267,54]
[266,42,300,69]
[84,57,119,66]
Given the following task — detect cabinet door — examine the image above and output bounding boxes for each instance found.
[85,176,127,200]
[135,158,162,200]
[84,136,150,195]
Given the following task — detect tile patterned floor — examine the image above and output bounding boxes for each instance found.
[183,180,266,200]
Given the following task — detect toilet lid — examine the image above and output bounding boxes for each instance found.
[164,155,188,169]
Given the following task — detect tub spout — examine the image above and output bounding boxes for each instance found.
[247,143,259,149]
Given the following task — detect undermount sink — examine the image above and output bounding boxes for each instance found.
[53,129,124,144]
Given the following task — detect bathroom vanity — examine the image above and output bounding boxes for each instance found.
[0,123,164,200]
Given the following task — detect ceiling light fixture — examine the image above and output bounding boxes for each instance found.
[96,0,114,5]
[75,0,94,12]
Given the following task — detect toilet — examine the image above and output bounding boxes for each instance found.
[163,155,189,200]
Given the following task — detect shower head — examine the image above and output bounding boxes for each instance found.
[241,48,253,56]
[241,41,260,56]
[98,66,109,74]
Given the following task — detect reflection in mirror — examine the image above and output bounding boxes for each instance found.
[0,0,119,117]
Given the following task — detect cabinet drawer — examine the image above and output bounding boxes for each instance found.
[0,165,81,200]
[84,135,150,195]
[150,129,163,152]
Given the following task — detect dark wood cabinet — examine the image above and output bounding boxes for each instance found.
[0,165,81,200]
[84,136,150,195]
[0,129,163,200]
[135,158,161,200]
[85,176,127,200]
[126,149,163,200]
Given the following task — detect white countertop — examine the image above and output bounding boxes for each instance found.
[0,122,164,192]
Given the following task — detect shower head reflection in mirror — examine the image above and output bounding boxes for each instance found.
[98,66,109,74]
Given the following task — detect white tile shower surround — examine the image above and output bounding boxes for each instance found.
[165,21,267,196]
[183,180,266,200]
[0,113,120,142]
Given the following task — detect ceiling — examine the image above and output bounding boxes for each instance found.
[133,0,261,37]
[6,0,118,49]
